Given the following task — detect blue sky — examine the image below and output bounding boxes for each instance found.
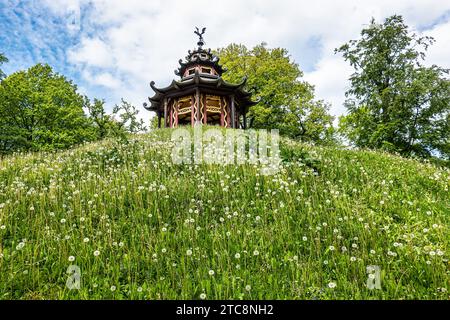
[1,0,449,124]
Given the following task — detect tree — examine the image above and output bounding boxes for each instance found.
[216,43,335,144]
[86,98,113,139]
[112,99,147,134]
[0,63,96,153]
[0,53,8,80]
[336,15,450,159]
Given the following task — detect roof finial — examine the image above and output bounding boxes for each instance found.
[194,27,206,48]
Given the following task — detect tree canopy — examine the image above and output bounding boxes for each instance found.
[0,63,96,153]
[336,15,450,159]
[216,43,335,144]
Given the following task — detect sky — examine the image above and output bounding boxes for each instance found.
[1,0,449,125]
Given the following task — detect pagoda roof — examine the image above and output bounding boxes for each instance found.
[174,47,226,77]
[145,70,257,112]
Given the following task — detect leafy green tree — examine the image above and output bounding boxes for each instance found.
[336,15,450,159]
[0,63,96,153]
[0,53,8,80]
[86,98,113,139]
[216,43,335,144]
[112,99,147,134]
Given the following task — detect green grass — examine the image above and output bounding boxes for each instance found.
[0,127,448,299]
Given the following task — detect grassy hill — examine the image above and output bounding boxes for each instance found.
[0,127,448,299]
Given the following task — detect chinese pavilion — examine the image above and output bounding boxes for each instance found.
[144,27,256,128]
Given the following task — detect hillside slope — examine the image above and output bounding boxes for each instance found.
[0,128,448,299]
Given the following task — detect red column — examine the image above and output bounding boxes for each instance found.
[203,94,207,125]
[174,102,178,128]
[220,97,224,127]
[169,101,173,128]
[190,95,194,127]
[227,97,231,128]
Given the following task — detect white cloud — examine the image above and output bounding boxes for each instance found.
[423,20,450,70]
[41,0,450,124]
[68,38,114,68]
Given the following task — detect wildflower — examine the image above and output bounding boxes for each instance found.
[60,218,66,224]
[429,251,436,256]
[329,246,335,251]
[0,225,5,230]
[350,256,357,262]
[137,287,143,292]
[93,250,100,257]
[110,285,116,292]
[199,293,206,300]
[245,285,252,292]
[16,242,25,250]
[186,249,193,256]
[162,227,167,232]
[208,270,215,276]
[370,250,376,254]
[235,253,241,259]
[328,282,337,289]
[68,256,75,262]
[161,248,166,253]
[255,216,261,222]
[302,236,308,241]
[83,237,90,243]
[341,246,347,252]
[253,250,259,256]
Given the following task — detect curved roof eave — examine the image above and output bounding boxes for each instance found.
[148,75,255,104]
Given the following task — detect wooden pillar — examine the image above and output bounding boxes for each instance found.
[220,97,224,127]
[163,98,168,128]
[195,88,200,125]
[190,95,194,127]
[174,101,178,128]
[203,94,207,125]
[231,95,235,129]
[169,101,173,128]
[158,111,162,128]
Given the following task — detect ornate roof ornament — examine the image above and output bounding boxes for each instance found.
[194,27,206,48]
